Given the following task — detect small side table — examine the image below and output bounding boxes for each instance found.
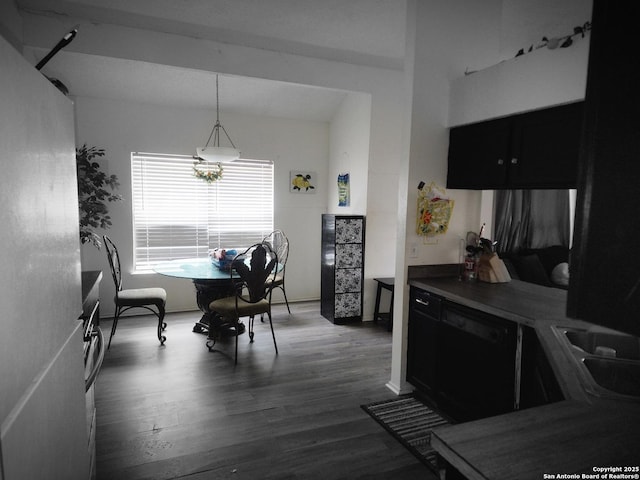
[373,277,394,331]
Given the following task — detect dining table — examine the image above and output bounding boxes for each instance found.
[153,257,243,338]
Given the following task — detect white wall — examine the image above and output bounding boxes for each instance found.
[450,0,592,126]
[75,96,330,314]
[326,89,407,316]
[500,0,593,61]
[404,0,503,269]
[448,38,589,126]
[328,92,371,215]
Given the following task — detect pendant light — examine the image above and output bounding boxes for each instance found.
[195,74,240,164]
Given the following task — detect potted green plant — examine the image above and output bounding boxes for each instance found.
[76,144,122,248]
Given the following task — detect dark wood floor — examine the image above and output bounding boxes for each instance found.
[95,302,436,479]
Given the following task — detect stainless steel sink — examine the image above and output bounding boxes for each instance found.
[564,329,640,360]
[552,325,640,400]
[582,357,640,397]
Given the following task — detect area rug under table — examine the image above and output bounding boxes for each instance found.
[361,395,450,471]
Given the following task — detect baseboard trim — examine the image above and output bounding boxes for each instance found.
[386,380,415,396]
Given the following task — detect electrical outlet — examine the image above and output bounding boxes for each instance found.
[409,243,418,258]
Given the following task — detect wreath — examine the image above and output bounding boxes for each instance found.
[193,158,223,183]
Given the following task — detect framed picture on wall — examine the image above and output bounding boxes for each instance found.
[290,171,316,193]
[337,172,350,207]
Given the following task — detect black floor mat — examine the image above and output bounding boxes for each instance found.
[361,395,450,471]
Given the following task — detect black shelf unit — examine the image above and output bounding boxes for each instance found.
[321,214,365,324]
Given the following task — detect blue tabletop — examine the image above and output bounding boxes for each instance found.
[153,257,282,281]
[153,257,234,281]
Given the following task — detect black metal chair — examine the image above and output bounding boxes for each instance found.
[208,243,279,364]
[103,235,167,349]
[262,229,290,313]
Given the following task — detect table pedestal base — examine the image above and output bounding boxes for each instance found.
[192,279,245,339]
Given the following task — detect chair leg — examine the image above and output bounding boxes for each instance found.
[267,311,278,354]
[265,285,290,318]
[157,305,167,346]
[280,285,291,314]
[234,320,239,365]
[107,309,121,349]
[248,316,255,342]
[263,290,273,323]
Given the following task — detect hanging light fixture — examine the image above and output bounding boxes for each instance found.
[193,74,240,181]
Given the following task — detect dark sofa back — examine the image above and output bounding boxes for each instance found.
[500,245,569,289]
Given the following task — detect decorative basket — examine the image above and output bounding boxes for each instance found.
[209,248,237,271]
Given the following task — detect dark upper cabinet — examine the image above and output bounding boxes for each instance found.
[511,103,584,188]
[447,116,511,189]
[567,0,640,337]
[447,102,584,190]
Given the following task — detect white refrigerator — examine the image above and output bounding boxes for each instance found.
[0,35,90,478]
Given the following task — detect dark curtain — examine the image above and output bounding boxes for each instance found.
[494,189,570,254]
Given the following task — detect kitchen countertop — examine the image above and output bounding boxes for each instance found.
[410,276,580,328]
[430,399,640,480]
[409,274,640,479]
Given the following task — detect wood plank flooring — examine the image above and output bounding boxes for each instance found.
[95,302,436,479]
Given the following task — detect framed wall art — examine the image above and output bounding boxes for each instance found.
[290,171,316,193]
[416,181,454,237]
[337,172,350,207]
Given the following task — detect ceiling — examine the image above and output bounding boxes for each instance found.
[18,0,407,122]
[24,47,351,122]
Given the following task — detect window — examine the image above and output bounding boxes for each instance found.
[131,152,273,272]
[493,189,570,254]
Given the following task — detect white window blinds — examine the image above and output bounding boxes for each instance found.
[131,152,274,272]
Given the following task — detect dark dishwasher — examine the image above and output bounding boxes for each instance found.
[407,288,441,396]
[435,301,517,421]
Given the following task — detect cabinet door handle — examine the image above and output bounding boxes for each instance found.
[511,157,519,165]
[415,298,430,306]
[497,158,504,165]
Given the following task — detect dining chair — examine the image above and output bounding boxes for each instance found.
[208,243,279,364]
[262,229,291,313]
[103,235,167,349]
